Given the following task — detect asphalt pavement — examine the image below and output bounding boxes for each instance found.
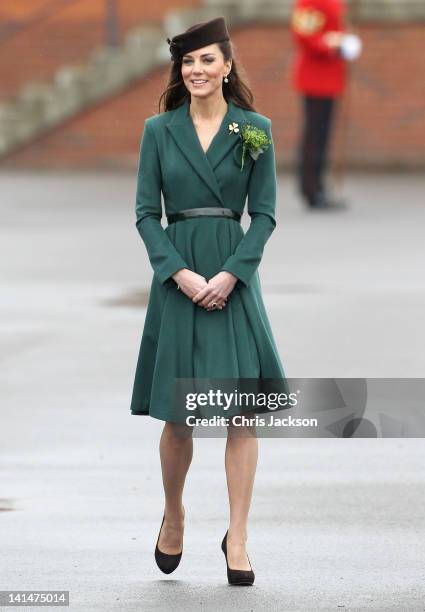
[1,171,424,611]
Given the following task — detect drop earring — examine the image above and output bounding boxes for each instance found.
[224,74,229,83]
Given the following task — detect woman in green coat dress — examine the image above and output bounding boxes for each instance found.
[130,17,289,585]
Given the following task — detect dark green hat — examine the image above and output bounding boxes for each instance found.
[166,16,230,61]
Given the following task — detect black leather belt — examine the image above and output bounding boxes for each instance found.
[167,207,241,224]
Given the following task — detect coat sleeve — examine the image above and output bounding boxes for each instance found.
[135,119,189,285]
[219,118,277,288]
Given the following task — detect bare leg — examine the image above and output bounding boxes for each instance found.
[225,411,258,570]
[158,421,193,554]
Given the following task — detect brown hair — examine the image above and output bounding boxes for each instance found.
[158,40,257,114]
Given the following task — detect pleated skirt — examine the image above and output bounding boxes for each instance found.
[130,216,288,423]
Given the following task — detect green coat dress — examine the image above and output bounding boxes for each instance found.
[130,98,288,423]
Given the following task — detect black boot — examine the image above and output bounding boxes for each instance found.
[308,190,348,210]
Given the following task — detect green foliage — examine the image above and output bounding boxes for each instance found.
[239,123,272,171]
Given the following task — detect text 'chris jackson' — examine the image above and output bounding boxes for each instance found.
[185,414,318,428]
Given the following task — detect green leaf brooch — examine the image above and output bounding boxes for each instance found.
[228,121,272,171]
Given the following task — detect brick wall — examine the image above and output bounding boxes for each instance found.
[2,22,424,170]
[0,0,200,101]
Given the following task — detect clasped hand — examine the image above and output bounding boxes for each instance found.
[172,269,238,311]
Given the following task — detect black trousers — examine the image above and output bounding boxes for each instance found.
[297,95,337,206]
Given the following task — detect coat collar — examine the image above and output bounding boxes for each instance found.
[166,99,247,206]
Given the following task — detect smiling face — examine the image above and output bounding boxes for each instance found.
[181,43,232,99]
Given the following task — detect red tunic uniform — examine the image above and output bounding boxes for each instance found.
[291,0,347,97]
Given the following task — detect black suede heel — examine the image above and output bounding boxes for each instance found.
[154,515,183,574]
[221,530,255,586]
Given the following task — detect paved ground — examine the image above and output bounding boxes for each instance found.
[1,171,424,611]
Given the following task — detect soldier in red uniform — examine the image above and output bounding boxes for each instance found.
[291,0,350,209]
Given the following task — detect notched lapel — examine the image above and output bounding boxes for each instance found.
[207,102,247,171]
[166,100,248,206]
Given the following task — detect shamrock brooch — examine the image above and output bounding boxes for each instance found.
[228,121,272,171]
